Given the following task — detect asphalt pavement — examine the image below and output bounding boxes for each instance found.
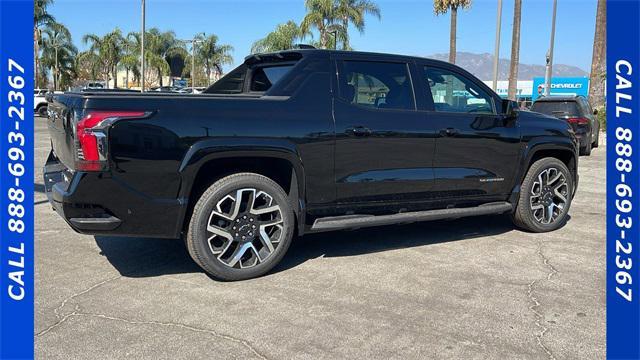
[33,116,606,359]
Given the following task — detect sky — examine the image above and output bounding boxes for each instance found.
[49,0,599,77]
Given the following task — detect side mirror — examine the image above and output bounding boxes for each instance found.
[593,108,598,115]
[502,99,519,117]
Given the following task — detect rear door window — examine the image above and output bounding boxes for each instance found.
[338,60,415,111]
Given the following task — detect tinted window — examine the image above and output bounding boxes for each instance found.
[250,65,294,92]
[339,61,414,110]
[205,64,247,94]
[531,101,580,117]
[424,67,495,114]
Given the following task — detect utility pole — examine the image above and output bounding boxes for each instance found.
[141,0,146,92]
[180,34,203,91]
[492,0,503,91]
[544,0,557,97]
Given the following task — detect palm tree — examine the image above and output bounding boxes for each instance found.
[301,0,344,49]
[119,32,141,88]
[34,0,56,88]
[252,21,311,53]
[507,0,522,101]
[146,29,187,86]
[76,51,102,83]
[335,0,381,50]
[82,29,125,88]
[433,0,472,64]
[588,0,606,107]
[41,22,77,91]
[195,34,233,85]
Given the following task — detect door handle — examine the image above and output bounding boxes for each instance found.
[347,126,372,137]
[440,127,459,137]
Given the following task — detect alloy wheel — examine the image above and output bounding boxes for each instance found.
[206,188,284,269]
[529,167,569,224]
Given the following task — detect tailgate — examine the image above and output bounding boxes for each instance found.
[48,94,83,169]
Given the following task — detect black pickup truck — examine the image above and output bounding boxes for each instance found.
[45,49,579,280]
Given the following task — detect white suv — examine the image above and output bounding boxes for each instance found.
[34,88,49,117]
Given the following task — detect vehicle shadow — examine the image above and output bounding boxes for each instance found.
[93,214,521,278]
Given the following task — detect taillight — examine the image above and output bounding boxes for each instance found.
[566,117,589,125]
[75,111,146,171]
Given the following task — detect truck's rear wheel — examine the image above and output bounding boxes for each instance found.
[512,157,573,232]
[186,173,294,281]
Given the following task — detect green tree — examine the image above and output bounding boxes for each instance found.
[34,0,56,88]
[82,29,125,88]
[433,0,472,64]
[335,0,380,50]
[252,21,311,53]
[76,51,102,83]
[41,22,77,90]
[195,33,233,85]
[145,29,187,87]
[301,0,345,49]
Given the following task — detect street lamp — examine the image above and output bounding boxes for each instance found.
[492,0,503,91]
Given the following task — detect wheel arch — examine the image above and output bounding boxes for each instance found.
[509,138,578,206]
[176,138,306,237]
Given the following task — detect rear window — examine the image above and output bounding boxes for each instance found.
[205,52,302,95]
[531,101,580,117]
[250,65,295,92]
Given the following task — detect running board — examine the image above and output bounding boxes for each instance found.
[311,202,513,232]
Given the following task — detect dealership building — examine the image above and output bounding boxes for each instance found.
[482,77,590,108]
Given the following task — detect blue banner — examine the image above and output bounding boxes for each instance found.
[607,0,640,359]
[0,0,35,359]
[531,77,590,101]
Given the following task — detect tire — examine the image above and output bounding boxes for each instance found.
[186,173,294,281]
[580,138,592,156]
[512,157,573,233]
[37,105,48,117]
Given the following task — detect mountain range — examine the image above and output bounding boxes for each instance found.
[428,52,589,81]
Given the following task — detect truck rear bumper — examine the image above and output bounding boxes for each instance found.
[44,151,185,238]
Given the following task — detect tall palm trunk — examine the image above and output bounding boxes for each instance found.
[507,0,522,101]
[54,46,58,91]
[588,0,606,107]
[112,66,118,88]
[320,25,328,49]
[449,6,457,64]
[34,28,39,88]
[342,18,349,50]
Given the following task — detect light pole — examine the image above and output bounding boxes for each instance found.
[180,34,204,91]
[141,0,146,92]
[543,0,557,97]
[492,0,503,91]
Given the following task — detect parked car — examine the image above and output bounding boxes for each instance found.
[45,49,579,280]
[150,86,181,93]
[530,95,600,156]
[34,88,49,116]
[177,87,206,94]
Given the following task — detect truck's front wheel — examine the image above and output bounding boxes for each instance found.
[186,173,294,281]
[512,157,573,232]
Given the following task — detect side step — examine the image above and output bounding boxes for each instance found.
[311,202,513,232]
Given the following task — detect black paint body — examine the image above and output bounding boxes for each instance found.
[44,50,579,238]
